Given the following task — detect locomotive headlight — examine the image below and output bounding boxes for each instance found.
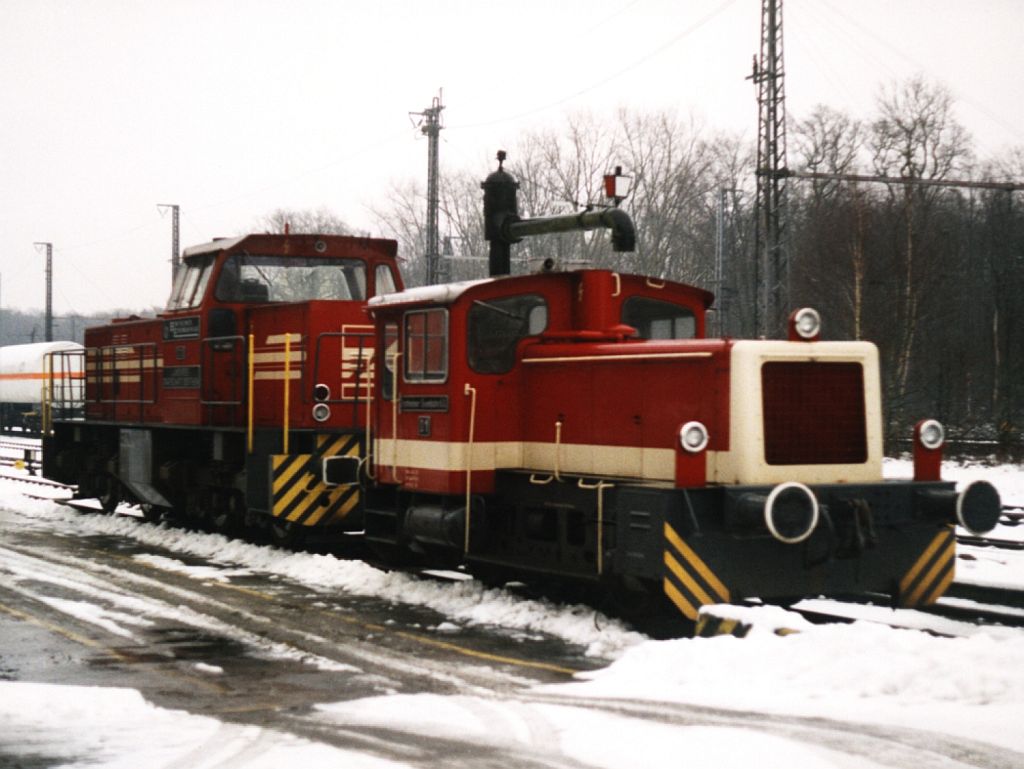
[312,403,331,422]
[764,482,820,544]
[789,307,821,340]
[918,419,945,450]
[679,421,709,453]
[313,383,331,402]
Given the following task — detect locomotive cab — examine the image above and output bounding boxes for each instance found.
[46,233,404,537]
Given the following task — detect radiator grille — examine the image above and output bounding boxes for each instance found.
[761,361,867,465]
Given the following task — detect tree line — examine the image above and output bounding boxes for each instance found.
[371,77,1023,453]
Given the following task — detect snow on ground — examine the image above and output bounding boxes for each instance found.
[2,458,1024,767]
[0,682,406,769]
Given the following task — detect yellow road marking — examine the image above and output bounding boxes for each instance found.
[395,631,579,676]
[105,541,583,679]
[209,579,580,676]
[0,599,226,694]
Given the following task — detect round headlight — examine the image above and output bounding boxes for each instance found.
[764,482,820,544]
[679,421,709,453]
[792,307,821,340]
[312,403,331,422]
[313,383,331,402]
[918,419,945,450]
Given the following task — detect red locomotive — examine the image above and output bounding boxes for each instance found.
[43,154,1001,627]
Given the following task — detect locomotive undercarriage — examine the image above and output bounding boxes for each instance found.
[363,470,964,624]
[42,420,365,547]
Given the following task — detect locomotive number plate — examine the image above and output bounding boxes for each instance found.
[400,395,449,413]
[163,316,201,340]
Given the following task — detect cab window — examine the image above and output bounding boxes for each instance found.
[381,322,398,400]
[375,264,397,296]
[404,309,447,382]
[622,296,696,339]
[167,256,214,310]
[468,294,548,374]
[215,255,367,303]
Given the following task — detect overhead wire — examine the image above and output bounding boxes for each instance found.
[817,0,1020,144]
[447,0,741,132]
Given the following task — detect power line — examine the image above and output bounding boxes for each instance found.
[771,168,1023,193]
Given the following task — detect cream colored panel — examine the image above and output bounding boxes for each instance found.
[708,340,884,485]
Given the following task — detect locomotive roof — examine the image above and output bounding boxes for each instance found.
[367,269,714,311]
[367,278,494,309]
[181,233,398,259]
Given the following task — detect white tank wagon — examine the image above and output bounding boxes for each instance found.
[0,342,84,434]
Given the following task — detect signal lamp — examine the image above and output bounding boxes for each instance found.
[313,383,331,402]
[312,403,331,422]
[788,307,821,341]
[603,165,632,205]
[679,421,710,453]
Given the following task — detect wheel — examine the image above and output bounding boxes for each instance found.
[208,490,243,535]
[139,503,164,523]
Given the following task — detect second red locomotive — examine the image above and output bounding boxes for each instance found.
[42,155,1001,627]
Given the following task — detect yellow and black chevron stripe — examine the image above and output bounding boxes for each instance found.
[270,433,362,528]
[898,526,955,607]
[663,523,731,621]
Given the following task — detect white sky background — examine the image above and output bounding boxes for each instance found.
[1,0,1021,317]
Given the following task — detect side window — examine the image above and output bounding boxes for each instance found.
[381,322,398,400]
[404,309,447,382]
[468,294,548,374]
[622,296,696,340]
[375,264,397,297]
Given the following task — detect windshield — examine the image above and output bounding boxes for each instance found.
[167,256,214,309]
[215,255,367,303]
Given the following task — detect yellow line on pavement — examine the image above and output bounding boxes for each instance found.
[0,600,131,662]
[395,631,580,676]
[0,599,227,694]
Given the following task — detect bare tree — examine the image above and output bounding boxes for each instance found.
[868,76,972,429]
[256,207,354,235]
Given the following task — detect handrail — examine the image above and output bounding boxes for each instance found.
[578,478,614,576]
[529,419,564,485]
[463,383,477,553]
[247,333,255,454]
[283,333,291,454]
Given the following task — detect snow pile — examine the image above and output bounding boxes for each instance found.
[318,693,894,769]
[549,613,1024,751]
[0,682,406,769]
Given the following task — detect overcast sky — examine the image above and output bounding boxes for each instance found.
[1,0,1021,317]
